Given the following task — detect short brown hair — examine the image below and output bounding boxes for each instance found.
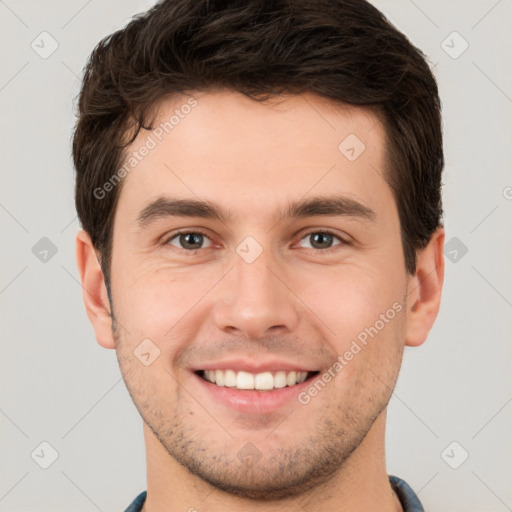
[72,0,443,296]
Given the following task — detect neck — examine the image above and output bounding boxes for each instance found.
[140,411,402,512]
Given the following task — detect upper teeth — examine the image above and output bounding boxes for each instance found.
[202,370,309,390]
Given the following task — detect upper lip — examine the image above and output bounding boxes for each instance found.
[191,358,319,374]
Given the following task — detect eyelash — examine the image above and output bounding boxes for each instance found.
[162,229,348,254]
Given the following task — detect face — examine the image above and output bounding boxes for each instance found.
[107,90,410,498]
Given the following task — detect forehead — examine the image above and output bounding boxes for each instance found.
[114,89,393,229]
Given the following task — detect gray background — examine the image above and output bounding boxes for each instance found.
[1,0,511,510]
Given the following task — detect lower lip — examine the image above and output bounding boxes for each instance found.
[192,372,314,414]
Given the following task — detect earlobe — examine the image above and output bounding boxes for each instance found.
[405,227,445,347]
[75,229,115,349]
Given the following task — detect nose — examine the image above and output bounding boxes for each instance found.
[212,246,301,340]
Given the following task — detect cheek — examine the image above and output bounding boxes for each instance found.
[113,265,221,340]
[295,264,405,388]
[296,265,399,338]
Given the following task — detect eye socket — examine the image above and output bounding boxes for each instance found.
[165,230,213,251]
[296,230,345,251]
[163,229,347,253]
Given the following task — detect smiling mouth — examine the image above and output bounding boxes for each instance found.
[195,369,320,391]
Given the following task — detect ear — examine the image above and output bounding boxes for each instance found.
[405,227,445,347]
[75,229,115,349]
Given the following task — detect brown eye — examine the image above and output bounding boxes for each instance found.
[167,231,213,251]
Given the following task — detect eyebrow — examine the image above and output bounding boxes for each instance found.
[134,194,377,228]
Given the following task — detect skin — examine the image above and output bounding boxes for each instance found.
[76,90,444,512]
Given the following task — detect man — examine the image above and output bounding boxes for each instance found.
[73,0,444,510]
